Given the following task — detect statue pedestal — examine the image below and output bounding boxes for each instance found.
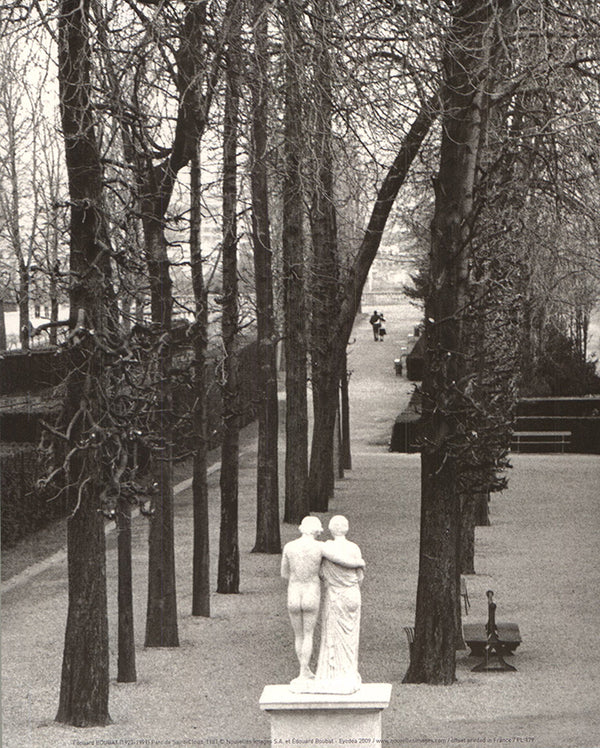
[259,683,392,748]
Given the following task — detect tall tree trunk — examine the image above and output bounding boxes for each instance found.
[282,0,309,525]
[460,492,476,575]
[217,0,242,593]
[250,0,281,554]
[0,299,6,350]
[335,396,344,480]
[404,0,491,685]
[476,488,490,526]
[308,376,338,509]
[57,445,110,725]
[190,146,211,617]
[18,261,30,350]
[308,0,339,512]
[340,354,352,470]
[143,220,179,647]
[457,3,517,572]
[5,100,31,351]
[117,496,136,682]
[55,0,110,725]
[49,229,60,346]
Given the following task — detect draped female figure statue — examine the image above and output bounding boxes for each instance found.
[314,515,364,694]
[281,516,365,692]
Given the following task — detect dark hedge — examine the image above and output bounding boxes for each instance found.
[0,443,64,547]
[0,348,70,395]
[0,339,259,546]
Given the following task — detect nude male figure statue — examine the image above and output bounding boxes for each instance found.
[281,515,365,690]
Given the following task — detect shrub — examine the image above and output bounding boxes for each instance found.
[520,328,600,397]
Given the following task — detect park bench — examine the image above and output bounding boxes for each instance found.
[463,622,522,657]
[466,590,521,672]
[511,430,571,453]
[403,577,471,655]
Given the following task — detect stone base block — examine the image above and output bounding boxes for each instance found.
[259,683,392,748]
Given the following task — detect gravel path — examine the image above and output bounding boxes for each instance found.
[2,303,599,748]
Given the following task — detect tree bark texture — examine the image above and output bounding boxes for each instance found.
[55,0,110,724]
[456,2,518,567]
[117,497,136,682]
[192,442,211,615]
[49,232,60,346]
[340,355,352,470]
[18,261,30,350]
[308,0,340,512]
[404,0,491,685]
[335,399,344,480]
[190,147,211,617]
[57,450,110,725]
[308,376,338,510]
[405,452,461,685]
[460,492,476,575]
[250,0,281,554]
[142,221,179,647]
[217,0,242,593]
[476,489,490,526]
[282,0,309,525]
[0,300,6,350]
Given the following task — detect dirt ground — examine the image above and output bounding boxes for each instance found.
[2,302,599,748]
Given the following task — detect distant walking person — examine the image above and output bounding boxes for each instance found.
[378,312,386,341]
[369,311,381,341]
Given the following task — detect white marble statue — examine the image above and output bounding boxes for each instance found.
[314,515,364,694]
[281,516,365,693]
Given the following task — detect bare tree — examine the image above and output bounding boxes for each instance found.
[249,0,281,553]
[281,0,310,524]
[113,0,222,644]
[0,36,44,350]
[55,0,112,724]
[307,0,340,512]
[217,0,243,593]
[405,0,498,685]
[190,141,211,615]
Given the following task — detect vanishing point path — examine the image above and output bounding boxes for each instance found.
[2,303,599,748]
